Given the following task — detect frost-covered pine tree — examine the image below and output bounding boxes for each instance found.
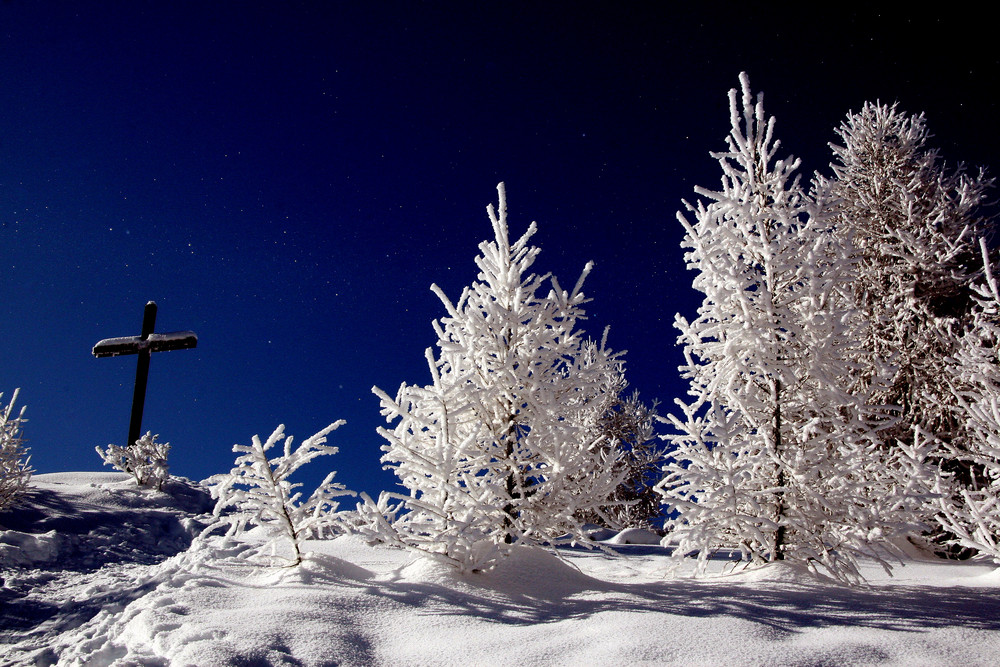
[823,102,994,553]
[937,239,1000,562]
[372,183,625,571]
[1,389,32,511]
[825,102,991,459]
[96,431,171,490]
[207,421,355,565]
[660,74,926,583]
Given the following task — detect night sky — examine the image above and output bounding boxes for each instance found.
[3,3,998,499]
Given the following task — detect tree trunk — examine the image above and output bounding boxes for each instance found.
[772,377,786,561]
[501,420,517,545]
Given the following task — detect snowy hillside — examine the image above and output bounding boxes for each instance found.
[3,473,1000,666]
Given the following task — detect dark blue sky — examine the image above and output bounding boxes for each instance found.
[3,3,997,499]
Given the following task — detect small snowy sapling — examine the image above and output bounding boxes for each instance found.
[96,431,171,490]
[1,389,32,511]
[206,421,355,566]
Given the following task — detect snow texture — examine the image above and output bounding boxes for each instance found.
[3,472,1000,666]
[92,331,198,357]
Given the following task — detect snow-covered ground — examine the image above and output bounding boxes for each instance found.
[3,473,1000,666]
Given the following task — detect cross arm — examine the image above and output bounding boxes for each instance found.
[147,331,199,353]
[93,331,198,358]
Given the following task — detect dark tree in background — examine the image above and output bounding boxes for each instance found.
[577,388,663,531]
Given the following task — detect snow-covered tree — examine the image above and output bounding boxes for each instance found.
[96,431,171,490]
[371,183,626,572]
[1,389,32,511]
[824,102,994,553]
[936,239,1000,562]
[660,74,926,583]
[577,382,663,530]
[826,102,991,454]
[206,421,355,566]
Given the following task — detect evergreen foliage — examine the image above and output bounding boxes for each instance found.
[825,100,991,461]
[577,384,663,530]
[821,101,994,555]
[937,239,1000,561]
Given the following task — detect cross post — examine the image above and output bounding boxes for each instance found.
[93,301,198,450]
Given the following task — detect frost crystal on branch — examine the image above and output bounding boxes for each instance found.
[1,389,32,511]
[371,183,627,572]
[206,421,355,566]
[96,431,170,490]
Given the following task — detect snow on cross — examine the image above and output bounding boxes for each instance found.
[93,301,197,451]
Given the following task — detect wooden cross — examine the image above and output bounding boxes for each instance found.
[93,301,198,450]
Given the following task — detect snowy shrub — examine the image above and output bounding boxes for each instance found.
[371,183,626,572]
[206,421,355,566]
[660,74,928,584]
[1,389,32,511]
[96,431,171,491]
[936,239,1000,563]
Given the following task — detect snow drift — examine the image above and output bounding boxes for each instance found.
[3,472,1000,666]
